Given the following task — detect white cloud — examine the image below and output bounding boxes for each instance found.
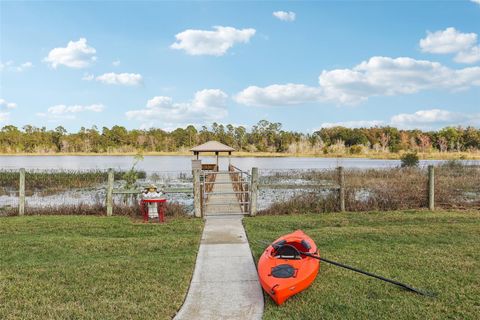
[95,72,143,86]
[0,61,7,71]
[126,89,228,128]
[44,38,96,68]
[420,27,476,54]
[471,0,480,5]
[391,109,459,127]
[47,104,105,114]
[321,109,480,131]
[38,103,104,120]
[454,46,480,64]
[0,98,18,109]
[236,56,480,106]
[16,62,33,72]
[112,60,121,67]
[235,84,323,107]
[170,26,256,56]
[0,98,17,123]
[320,120,385,129]
[391,109,480,129]
[82,73,94,81]
[0,61,33,72]
[318,56,478,104]
[419,27,480,64]
[273,11,296,22]
[0,112,9,122]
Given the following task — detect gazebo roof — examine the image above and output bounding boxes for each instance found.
[190,141,235,153]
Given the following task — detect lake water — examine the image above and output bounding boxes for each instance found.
[1,155,476,172]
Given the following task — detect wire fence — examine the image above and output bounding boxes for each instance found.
[344,167,428,211]
[0,170,19,216]
[435,164,480,208]
[2,163,479,217]
[0,169,193,217]
[258,168,338,212]
[258,164,479,215]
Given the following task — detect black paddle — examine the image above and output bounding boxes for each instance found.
[301,252,434,297]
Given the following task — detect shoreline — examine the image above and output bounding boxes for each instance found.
[1,151,479,160]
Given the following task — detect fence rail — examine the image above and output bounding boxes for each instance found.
[1,164,478,217]
[256,164,479,214]
[1,168,193,217]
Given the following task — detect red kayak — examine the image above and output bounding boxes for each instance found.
[257,230,320,305]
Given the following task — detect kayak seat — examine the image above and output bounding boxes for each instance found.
[301,239,311,250]
[272,240,287,250]
[274,244,301,259]
[271,264,296,278]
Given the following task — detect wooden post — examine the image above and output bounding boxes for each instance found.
[193,169,202,217]
[338,166,345,212]
[106,168,114,216]
[19,168,25,216]
[250,167,258,216]
[200,181,205,217]
[428,165,435,211]
[244,181,249,213]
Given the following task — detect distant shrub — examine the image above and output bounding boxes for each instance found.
[389,144,401,153]
[349,145,363,155]
[401,152,419,167]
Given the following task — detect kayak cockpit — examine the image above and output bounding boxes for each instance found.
[271,238,314,259]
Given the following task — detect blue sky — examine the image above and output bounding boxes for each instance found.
[1,0,480,132]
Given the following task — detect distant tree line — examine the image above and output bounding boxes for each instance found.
[1,120,479,154]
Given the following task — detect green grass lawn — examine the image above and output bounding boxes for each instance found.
[244,210,480,320]
[0,216,203,320]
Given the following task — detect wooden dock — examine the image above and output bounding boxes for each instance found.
[204,172,244,216]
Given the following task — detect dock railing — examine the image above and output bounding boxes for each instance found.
[229,164,251,213]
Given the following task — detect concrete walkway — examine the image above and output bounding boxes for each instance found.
[174,215,264,320]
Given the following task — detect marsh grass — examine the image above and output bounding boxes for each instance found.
[244,210,480,320]
[259,164,479,214]
[435,162,480,208]
[0,216,203,320]
[344,167,428,211]
[0,170,195,218]
[0,169,146,192]
[1,202,188,218]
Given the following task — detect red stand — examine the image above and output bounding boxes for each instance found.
[140,198,167,223]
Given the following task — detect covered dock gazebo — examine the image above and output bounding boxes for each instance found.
[190,141,235,171]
